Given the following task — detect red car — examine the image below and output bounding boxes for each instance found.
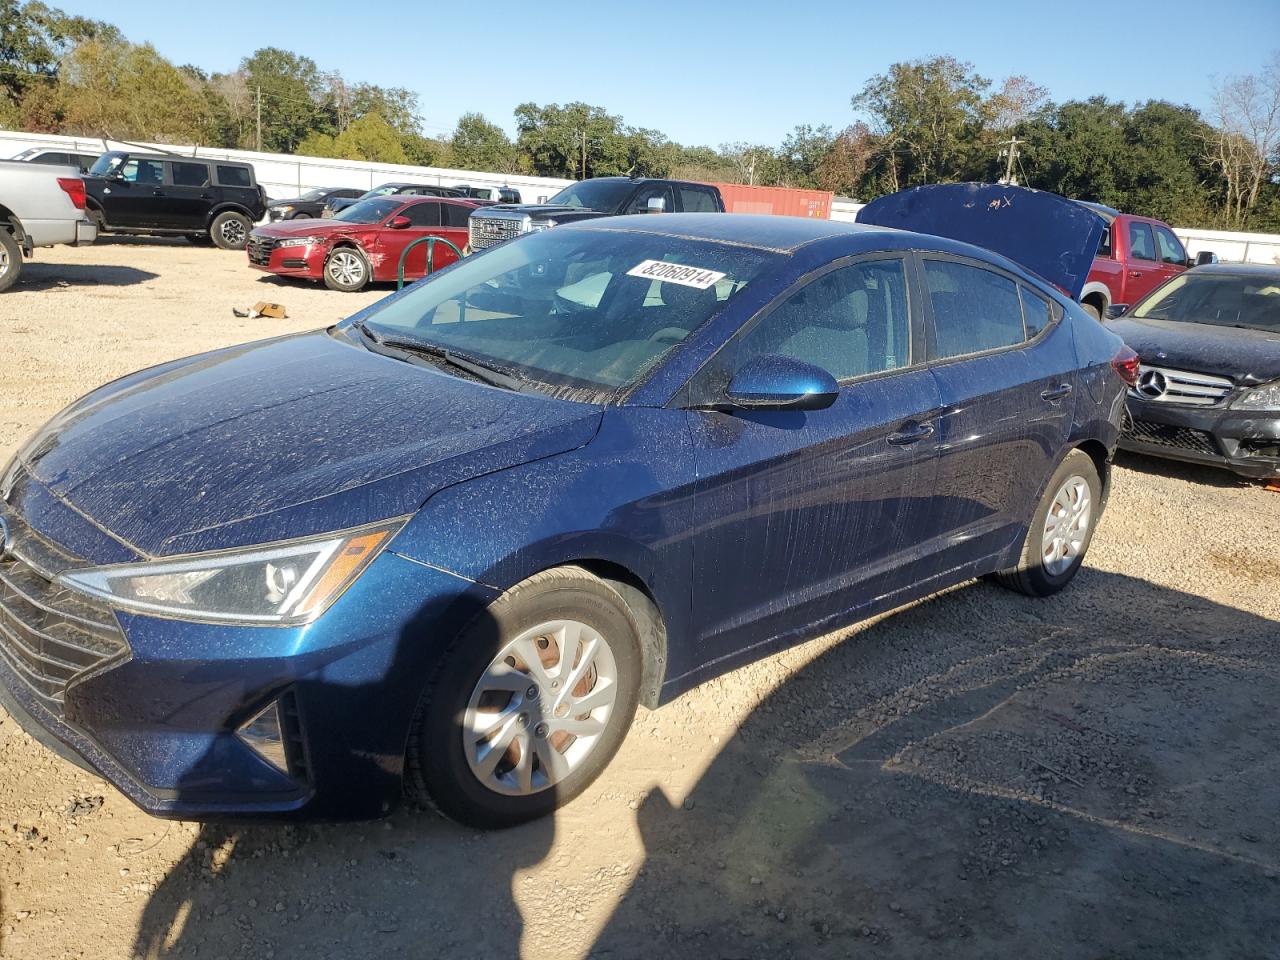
[247,195,479,291]
[1076,203,1191,320]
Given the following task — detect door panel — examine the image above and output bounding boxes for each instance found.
[99,158,167,228]
[1124,221,1163,302]
[918,257,1077,574]
[683,255,941,665]
[686,372,941,662]
[164,161,213,231]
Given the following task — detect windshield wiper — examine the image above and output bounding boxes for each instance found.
[364,327,527,392]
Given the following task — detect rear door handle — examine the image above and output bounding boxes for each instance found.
[887,421,935,445]
[1041,383,1073,402]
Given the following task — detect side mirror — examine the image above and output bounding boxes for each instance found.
[387,216,411,230]
[1105,303,1128,320]
[646,196,667,214]
[1193,250,1218,266]
[725,355,838,411]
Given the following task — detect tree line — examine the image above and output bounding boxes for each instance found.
[1,2,1277,230]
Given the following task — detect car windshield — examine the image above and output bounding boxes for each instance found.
[333,198,401,224]
[299,188,329,201]
[356,227,773,397]
[89,153,126,176]
[546,180,636,212]
[1131,272,1280,333]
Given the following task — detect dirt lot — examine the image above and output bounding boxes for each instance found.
[0,241,1277,960]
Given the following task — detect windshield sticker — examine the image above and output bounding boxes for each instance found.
[627,260,727,290]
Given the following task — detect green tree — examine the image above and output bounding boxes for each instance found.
[451,112,515,172]
[777,123,835,187]
[59,38,216,142]
[299,111,406,163]
[242,46,327,152]
[515,101,629,178]
[853,55,990,190]
[0,0,117,104]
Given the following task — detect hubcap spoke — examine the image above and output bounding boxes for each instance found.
[1041,475,1091,575]
[463,618,619,798]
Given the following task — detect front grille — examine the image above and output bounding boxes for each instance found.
[1121,413,1219,456]
[246,233,278,266]
[1128,364,1234,407]
[469,216,526,250]
[0,507,129,716]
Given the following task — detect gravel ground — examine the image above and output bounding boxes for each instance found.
[1,241,1277,960]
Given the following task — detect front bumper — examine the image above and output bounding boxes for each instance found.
[247,238,327,281]
[1119,396,1280,479]
[0,491,499,819]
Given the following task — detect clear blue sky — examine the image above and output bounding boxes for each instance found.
[54,0,1279,146]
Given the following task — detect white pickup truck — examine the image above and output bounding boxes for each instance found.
[0,159,97,292]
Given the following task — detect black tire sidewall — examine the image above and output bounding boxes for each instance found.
[1025,451,1102,593]
[210,212,251,250]
[414,575,642,829]
[0,230,21,292]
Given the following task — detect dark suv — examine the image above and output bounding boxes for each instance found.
[322,183,465,218]
[84,152,268,249]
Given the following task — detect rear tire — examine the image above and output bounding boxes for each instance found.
[323,247,370,291]
[994,449,1101,597]
[1081,300,1103,321]
[0,230,21,292]
[405,566,642,829]
[210,211,251,250]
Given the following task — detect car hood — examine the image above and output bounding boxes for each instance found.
[253,219,369,238]
[1107,316,1280,384]
[856,183,1107,302]
[477,204,604,219]
[15,332,602,558]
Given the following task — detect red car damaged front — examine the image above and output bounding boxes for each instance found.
[246,196,477,292]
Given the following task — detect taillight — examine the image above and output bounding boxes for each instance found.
[56,177,86,210]
[1111,345,1140,387]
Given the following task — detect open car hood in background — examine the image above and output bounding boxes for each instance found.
[856,183,1107,302]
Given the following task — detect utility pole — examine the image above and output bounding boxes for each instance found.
[255,85,262,152]
[580,129,586,180]
[997,136,1022,185]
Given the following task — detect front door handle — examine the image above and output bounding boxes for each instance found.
[1041,384,1073,402]
[887,421,935,446]
[1128,270,1143,278]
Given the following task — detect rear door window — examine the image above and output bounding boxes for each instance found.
[443,203,472,228]
[216,165,252,188]
[170,162,210,187]
[1154,226,1186,265]
[678,186,719,212]
[923,259,1027,359]
[1128,222,1157,261]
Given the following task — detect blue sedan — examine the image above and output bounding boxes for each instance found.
[0,186,1134,826]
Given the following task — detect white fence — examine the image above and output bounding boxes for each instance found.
[0,129,574,204]
[1173,227,1280,266]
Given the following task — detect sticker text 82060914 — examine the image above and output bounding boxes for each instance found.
[626,260,727,290]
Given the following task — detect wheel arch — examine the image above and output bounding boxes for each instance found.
[203,202,256,227]
[1079,281,1111,313]
[571,559,668,710]
[0,203,25,242]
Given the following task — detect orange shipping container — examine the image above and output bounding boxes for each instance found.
[711,183,832,219]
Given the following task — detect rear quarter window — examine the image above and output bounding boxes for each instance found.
[216,165,253,188]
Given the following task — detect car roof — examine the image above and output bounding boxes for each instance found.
[568,212,873,251]
[586,176,717,188]
[394,195,478,207]
[1191,263,1280,278]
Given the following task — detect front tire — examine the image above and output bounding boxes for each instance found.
[406,566,642,829]
[323,247,370,291]
[0,230,22,292]
[994,449,1101,597]
[1081,300,1103,321]
[210,211,251,249]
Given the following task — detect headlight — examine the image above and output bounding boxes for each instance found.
[57,519,405,625]
[1231,380,1280,411]
[277,205,294,214]
[277,236,320,248]
[526,220,555,233]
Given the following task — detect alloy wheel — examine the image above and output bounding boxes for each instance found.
[220,218,247,246]
[327,250,365,287]
[1041,474,1091,576]
[463,619,619,797]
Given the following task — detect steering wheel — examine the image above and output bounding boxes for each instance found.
[647,326,688,343]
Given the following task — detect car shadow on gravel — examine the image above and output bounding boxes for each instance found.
[1113,451,1259,489]
[15,262,159,290]
[127,570,1279,960]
